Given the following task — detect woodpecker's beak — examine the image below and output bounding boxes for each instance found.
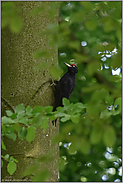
[64,62,72,67]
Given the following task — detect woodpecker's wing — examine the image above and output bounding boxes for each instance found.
[53,73,75,111]
[62,72,75,96]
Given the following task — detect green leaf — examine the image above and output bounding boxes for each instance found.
[103,126,116,147]
[18,127,27,140]
[26,105,33,116]
[56,106,64,112]
[65,103,74,113]
[90,127,103,144]
[3,125,15,134]
[71,114,80,124]
[6,110,13,116]
[18,116,28,125]
[13,123,21,131]
[14,103,25,114]
[45,106,53,113]
[1,139,6,150]
[61,115,70,122]
[5,133,16,141]
[32,106,44,114]
[4,154,9,160]
[10,156,18,163]
[55,112,65,118]
[26,126,36,142]
[49,65,62,80]
[72,103,85,114]
[2,116,15,124]
[33,114,43,127]
[100,109,112,119]
[10,113,18,119]
[7,161,17,175]
[40,117,49,131]
[75,102,85,109]
[62,98,70,106]
[48,114,56,121]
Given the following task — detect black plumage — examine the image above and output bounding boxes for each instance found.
[52,62,78,126]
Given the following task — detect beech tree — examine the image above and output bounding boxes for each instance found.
[2,2,59,181]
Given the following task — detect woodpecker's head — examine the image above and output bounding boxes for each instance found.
[64,62,78,74]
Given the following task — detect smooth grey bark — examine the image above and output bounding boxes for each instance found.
[2,2,59,181]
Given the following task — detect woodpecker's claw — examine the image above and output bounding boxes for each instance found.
[49,78,57,87]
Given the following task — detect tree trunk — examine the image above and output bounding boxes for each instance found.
[2,2,59,181]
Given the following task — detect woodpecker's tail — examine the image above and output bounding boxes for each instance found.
[52,105,57,127]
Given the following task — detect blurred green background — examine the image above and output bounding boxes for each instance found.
[57,2,122,182]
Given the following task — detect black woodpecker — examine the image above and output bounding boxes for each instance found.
[52,62,78,126]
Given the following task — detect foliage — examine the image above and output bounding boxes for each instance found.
[1,103,55,176]
[1,94,121,180]
[1,1,122,182]
[57,1,122,182]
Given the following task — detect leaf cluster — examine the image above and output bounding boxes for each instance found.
[1,103,54,176]
[2,93,121,180]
